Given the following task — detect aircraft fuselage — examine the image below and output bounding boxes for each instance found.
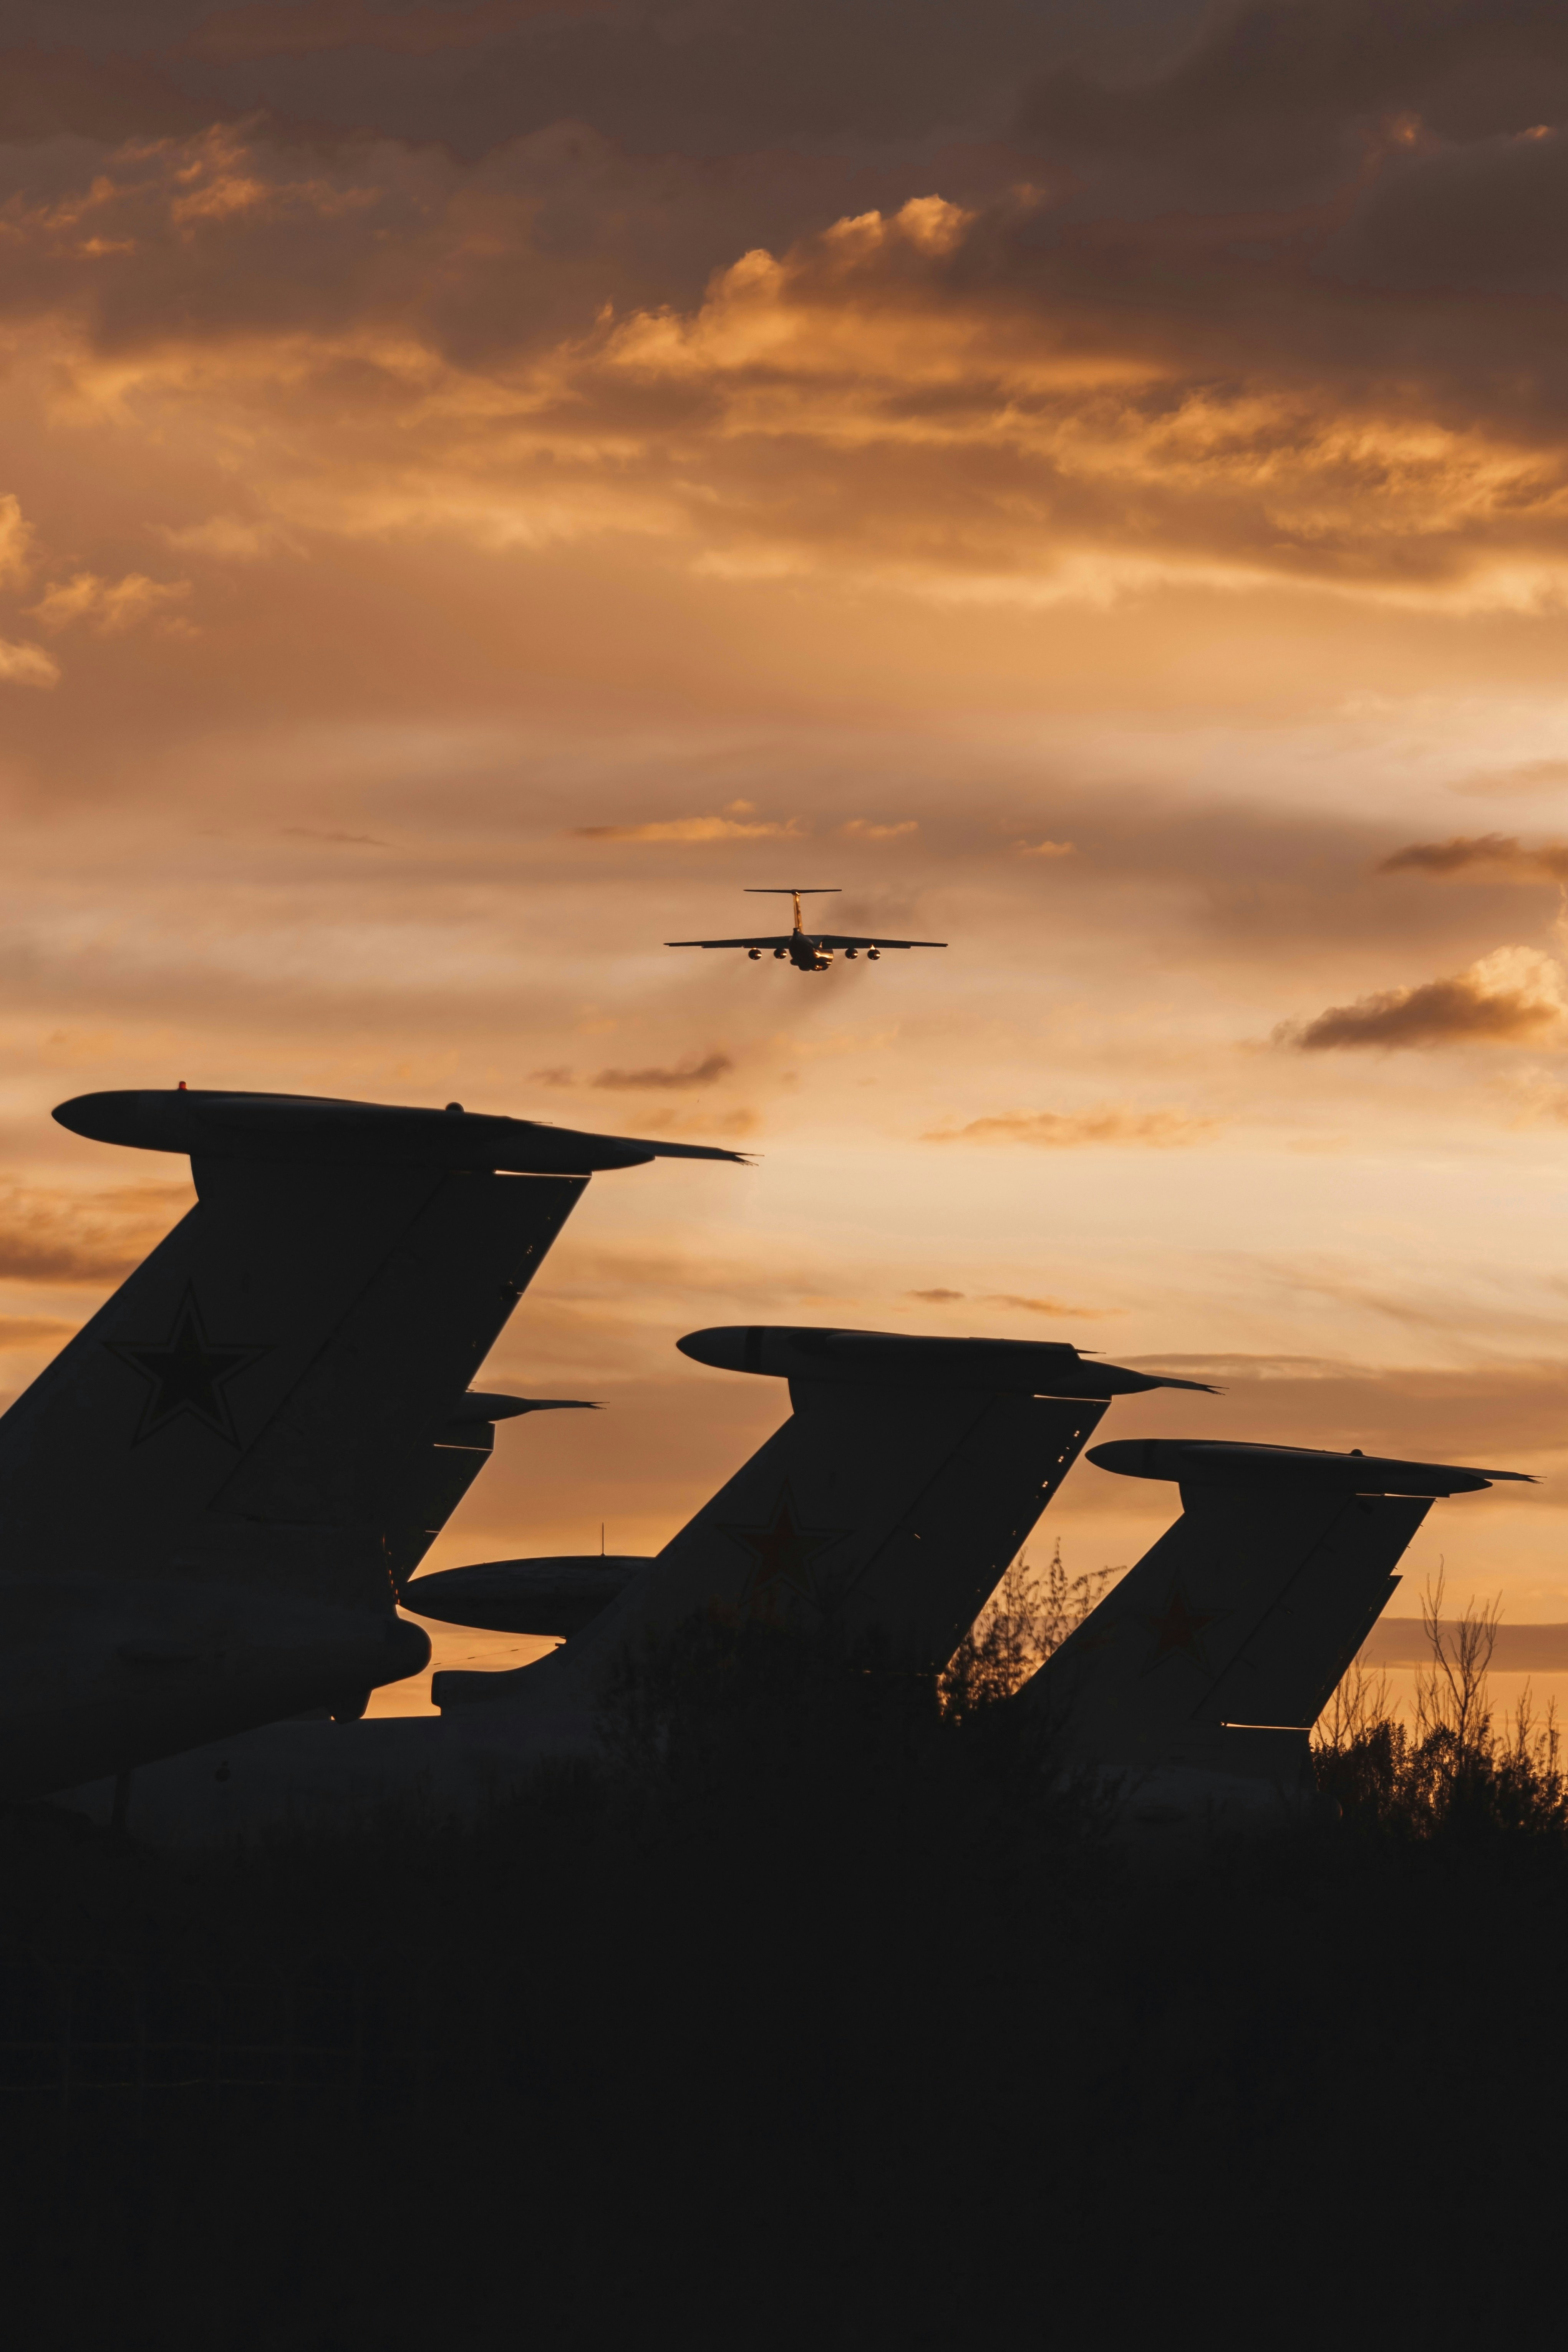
[0,1573,427,1800]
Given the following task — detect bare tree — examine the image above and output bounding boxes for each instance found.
[1413,1565,1500,1749]
[1313,1658,1393,1754]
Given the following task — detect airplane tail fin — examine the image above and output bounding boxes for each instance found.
[4,1089,734,1611]
[1021,1438,1532,1775]
[436,1323,1208,1707]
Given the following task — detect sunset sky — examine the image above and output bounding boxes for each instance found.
[7,1,1568,1695]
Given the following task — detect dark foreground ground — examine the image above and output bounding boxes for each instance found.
[0,1638,1563,2350]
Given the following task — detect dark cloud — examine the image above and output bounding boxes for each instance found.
[906,1286,963,1302]
[1380,834,1568,881]
[1284,947,1567,1048]
[590,1053,733,1090]
[1381,833,1524,875]
[1022,0,1568,201]
[1,2,1198,162]
[1323,118,1568,295]
[0,41,209,145]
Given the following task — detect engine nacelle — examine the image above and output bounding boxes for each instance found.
[867,946,882,961]
[747,948,761,960]
[772,947,786,960]
[844,947,859,959]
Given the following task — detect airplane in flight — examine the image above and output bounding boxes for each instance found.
[667,887,946,972]
[0,1084,743,1802]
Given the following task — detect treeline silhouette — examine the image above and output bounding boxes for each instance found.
[2,1557,1564,2348]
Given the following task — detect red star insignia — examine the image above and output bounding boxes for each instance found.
[719,1486,846,1618]
[1144,1585,1219,1670]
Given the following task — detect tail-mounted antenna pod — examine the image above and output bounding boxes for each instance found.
[678,1324,1217,1398]
[1087,1436,1537,1497]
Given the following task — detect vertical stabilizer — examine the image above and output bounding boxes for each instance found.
[1022,1438,1531,1774]
[437,1323,1211,1707]
[0,1157,585,1606]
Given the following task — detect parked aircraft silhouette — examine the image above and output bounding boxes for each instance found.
[64,1321,1218,1838]
[0,1086,742,1800]
[1018,1435,1534,1837]
[667,887,945,971]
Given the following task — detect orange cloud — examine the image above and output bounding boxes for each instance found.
[0,494,33,583]
[573,816,803,842]
[1283,946,1568,1050]
[0,1183,187,1286]
[590,1053,733,1091]
[926,1107,1217,1147]
[14,114,1568,615]
[981,1292,1120,1318]
[0,638,59,688]
[30,572,192,636]
[0,1317,76,1349]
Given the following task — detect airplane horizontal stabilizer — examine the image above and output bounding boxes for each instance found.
[408,1556,651,1637]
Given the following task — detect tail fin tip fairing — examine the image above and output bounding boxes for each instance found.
[53,1089,750,1170]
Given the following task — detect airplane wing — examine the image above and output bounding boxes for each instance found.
[666,934,797,949]
[813,934,946,950]
[665,934,947,950]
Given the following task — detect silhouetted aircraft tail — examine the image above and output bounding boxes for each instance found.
[3,1140,559,1613]
[0,1089,744,1795]
[1020,1438,1533,1793]
[436,1324,1212,1708]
